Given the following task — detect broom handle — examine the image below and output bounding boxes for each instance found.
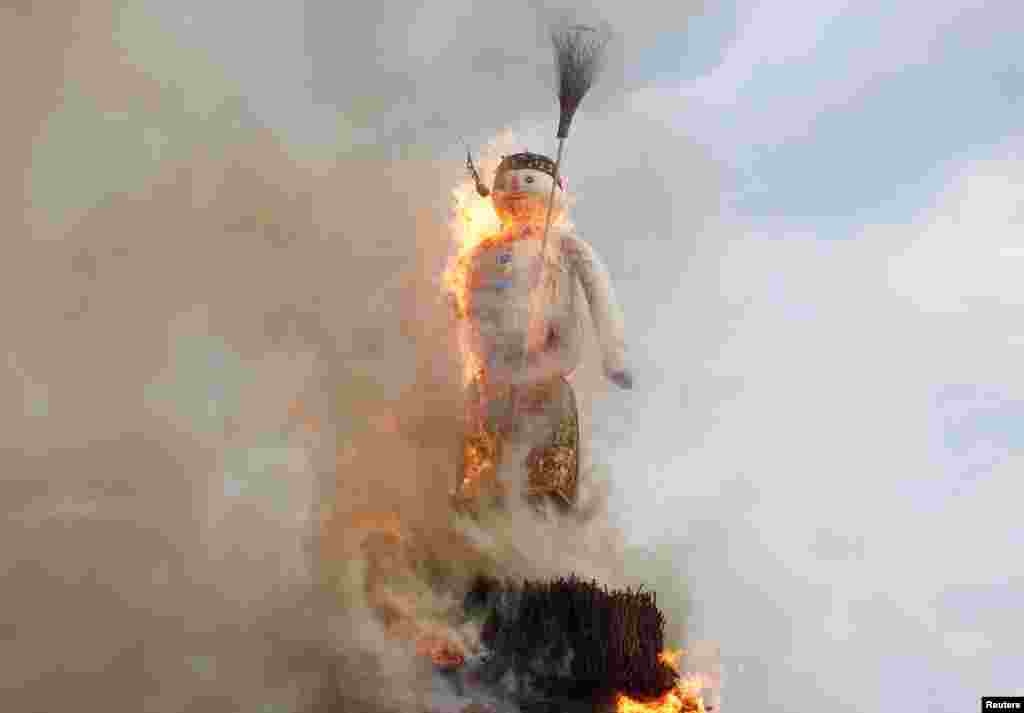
[524,138,566,363]
[539,137,566,261]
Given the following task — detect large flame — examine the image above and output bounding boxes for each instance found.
[616,649,708,713]
[443,176,503,387]
[442,140,526,505]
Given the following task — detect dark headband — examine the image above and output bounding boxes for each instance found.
[494,152,556,180]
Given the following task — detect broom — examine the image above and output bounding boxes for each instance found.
[527,22,611,358]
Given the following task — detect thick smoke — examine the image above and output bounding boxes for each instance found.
[2,1,713,712]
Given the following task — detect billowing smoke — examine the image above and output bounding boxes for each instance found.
[2,1,713,712]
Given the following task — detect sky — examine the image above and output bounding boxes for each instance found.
[610,1,1024,710]
[3,0,1022,712]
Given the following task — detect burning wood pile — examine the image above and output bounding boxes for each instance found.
[439,575,706,713]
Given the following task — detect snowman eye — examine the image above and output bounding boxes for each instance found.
[525,175,535,184]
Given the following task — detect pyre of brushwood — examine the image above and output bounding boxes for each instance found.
[466,574,678,703]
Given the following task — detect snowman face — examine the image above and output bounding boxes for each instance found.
[492,168,563,224]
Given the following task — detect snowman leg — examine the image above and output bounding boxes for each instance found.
[523,375,580,514]
[453,379,508,514]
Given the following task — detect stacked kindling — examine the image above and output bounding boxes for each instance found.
[466,575,678,705]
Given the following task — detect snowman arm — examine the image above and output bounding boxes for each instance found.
[562,234,629,379]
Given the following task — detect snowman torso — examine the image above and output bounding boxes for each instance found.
[461,226,582,379]
[451,152,628,388]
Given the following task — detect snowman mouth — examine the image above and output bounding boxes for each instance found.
[506,192,544,205]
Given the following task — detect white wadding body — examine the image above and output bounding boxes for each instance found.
[456,224,627,387]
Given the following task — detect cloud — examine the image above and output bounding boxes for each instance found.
[687,0,852,102]
[603,149,1024,711]
[683,0,977,129]
[887,154,1024,313]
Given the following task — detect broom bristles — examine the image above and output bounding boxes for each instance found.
[552,23,610,138]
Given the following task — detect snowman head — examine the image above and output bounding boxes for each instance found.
[490,152,566,225]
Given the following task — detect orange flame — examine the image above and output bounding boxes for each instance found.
[453,425,506,506]
[615,650,707,713]
[443,178,502,386]
[616,688,701,713]
[658,649,685,669]
[415,634,466,670]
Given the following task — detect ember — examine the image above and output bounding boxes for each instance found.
[416,634,466,670]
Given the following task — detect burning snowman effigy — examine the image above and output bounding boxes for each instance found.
[445,148,632,515]
[442,24,634,517]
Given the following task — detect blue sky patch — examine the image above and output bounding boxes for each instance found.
[713,11,1023,234]
[632,2,740,85]
[932,384,1024,486]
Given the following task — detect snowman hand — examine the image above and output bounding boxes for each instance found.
[607,368,633,390]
